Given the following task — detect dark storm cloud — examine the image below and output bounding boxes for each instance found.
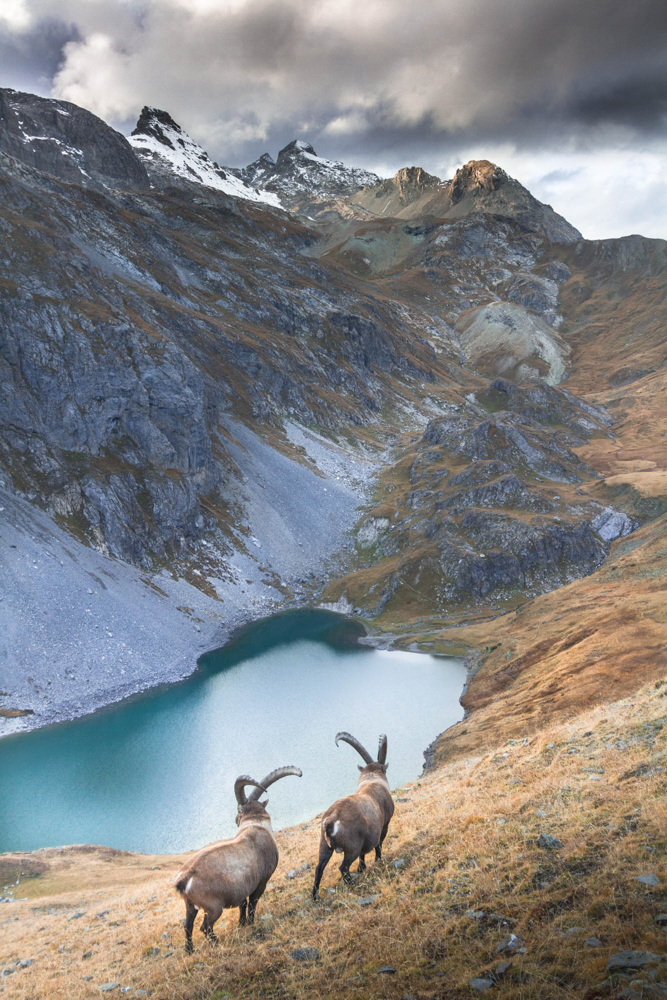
[0,17,78,95]
[3,0,667,240]
[570,72,667,131]
[1,0,663,166]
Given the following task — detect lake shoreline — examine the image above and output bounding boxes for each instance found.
[0,598,372,742]
[0,613,466,856]
[0,422,380,742]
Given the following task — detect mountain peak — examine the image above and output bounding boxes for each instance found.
[128,108,281,207]
[239,139,380,214]
[278,139,317,160]
[390,166,441,204]
[131,107,185,149]
[448,159,506,204]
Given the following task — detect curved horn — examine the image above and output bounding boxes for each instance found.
[377,734,388,764]
[335,731,373,765]
[234,775,267,805]
[249,765,302,800]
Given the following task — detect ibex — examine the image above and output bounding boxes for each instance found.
[175,766,302,952]
[312,732,394,900]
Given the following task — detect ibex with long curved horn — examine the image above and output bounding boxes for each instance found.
[312,732,393,900]
[175,766,302,952]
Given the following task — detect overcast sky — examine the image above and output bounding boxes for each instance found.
[2,0,667,239]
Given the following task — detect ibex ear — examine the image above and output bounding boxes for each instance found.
[357,764,364,772]
[261,798,269,806]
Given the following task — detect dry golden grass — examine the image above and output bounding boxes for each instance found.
[2,679,666,1000]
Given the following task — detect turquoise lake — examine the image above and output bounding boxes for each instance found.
[0,610,465,855]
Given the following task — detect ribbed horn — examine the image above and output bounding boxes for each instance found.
[249,765,302,800]
[377,734,388,764]
[335,731,373,764]
[234,775,267,805]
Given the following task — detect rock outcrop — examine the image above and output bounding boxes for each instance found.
[456,301,570,385]
[0,88,149,191]
[356,165,441,214]
[329,379,634,614]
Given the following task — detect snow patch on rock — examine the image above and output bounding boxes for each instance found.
[129,107,281,208]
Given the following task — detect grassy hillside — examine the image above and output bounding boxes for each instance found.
[2,677,666,1000]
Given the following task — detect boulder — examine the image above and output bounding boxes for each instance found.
[606,951,663,972]
[537,833,563,849]
[291,948,319,962]
[497,934,523,953]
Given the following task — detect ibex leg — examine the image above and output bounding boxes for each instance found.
[339,851,356,884]
[375,822,390,861]
[239,899,248,926]
[358,853,366,873]
[247,879,267,924]
[312,841,333,900]
[183,900,198,953]
[201,905,222,942]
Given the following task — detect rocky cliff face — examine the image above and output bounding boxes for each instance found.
[0,88,149,191]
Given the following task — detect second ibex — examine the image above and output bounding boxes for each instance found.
[312,731,394,900]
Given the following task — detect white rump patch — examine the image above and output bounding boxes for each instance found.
[185,877,194,895]
[332,820,340,837]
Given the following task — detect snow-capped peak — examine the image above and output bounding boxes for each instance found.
[128,107,281,208]
[240,138,381,211]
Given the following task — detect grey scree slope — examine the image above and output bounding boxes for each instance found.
[0,422,374,738]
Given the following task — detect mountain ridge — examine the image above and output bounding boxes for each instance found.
[0,88,149,191]
[0,86,665,756]
[352,158,582,243]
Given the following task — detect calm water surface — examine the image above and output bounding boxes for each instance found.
[0,610,465,854]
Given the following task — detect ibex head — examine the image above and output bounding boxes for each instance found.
[335,732,388,774]
[233,766,302,825]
